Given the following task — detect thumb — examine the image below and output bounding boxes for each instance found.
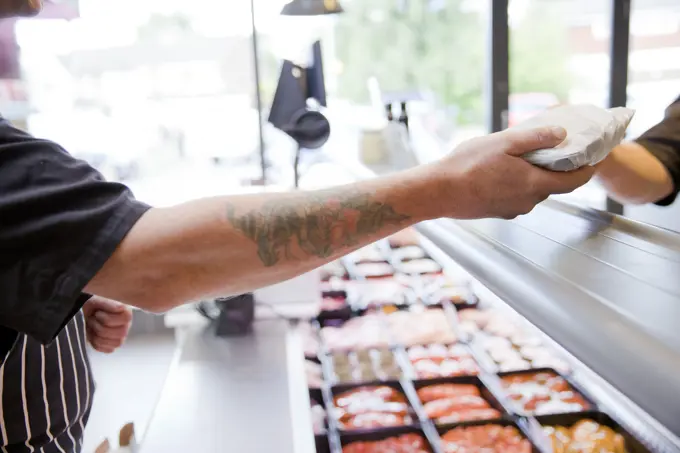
[499,126,567,157]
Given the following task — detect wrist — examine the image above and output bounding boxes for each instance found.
[393,164,452,221]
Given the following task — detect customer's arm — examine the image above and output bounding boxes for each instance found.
[0,122,593,342]
[596,98,680,205]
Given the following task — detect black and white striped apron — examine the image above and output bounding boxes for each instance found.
[0,312,94,453]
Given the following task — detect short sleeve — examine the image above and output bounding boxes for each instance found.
[635,96,680,207]
[0,120,151,343]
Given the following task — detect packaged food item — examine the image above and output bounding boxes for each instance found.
[391,245,428,261]
[311,399,326,435]
[350,280,410,310]
[543,420,628,453]
[333,385,413,431]
[517,104,635,171]
[440,425,532,453]
[427,286,477,308]
[396,258,442,276]
[320,260,348,280]
[332,349,402,383]
[321,314,390,352]
[417,383,502,425]
[387,309,457,346]
[354,262,395,279]
[500,371,591,415]
[348,245,388,264]
[463,309,570,373]
[321,296,348,312]
[408,344,480,378]
[343,433,430,453]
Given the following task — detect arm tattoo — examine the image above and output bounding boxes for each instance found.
[225,189,410,267]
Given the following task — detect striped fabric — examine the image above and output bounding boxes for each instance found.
[0,312,94,453]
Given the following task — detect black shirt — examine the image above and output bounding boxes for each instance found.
[0,118,150,452]
[635,96,680,206]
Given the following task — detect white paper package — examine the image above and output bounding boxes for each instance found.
[515,104,635,171]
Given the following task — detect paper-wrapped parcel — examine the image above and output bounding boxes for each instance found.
[514,104,635,171]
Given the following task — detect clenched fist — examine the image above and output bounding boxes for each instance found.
[83,296,133,354]
[425,126,595,219]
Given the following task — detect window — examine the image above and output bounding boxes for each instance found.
[627,0,680,138]
[11,0,263,206]
[509,0,612,209]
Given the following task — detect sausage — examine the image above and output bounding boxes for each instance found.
[343,433,430,453]
[417,384,480,403]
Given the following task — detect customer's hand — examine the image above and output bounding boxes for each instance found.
[427,126,595,219]
[83,296,133,354]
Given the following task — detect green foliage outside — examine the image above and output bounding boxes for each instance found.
[333,0,573,125]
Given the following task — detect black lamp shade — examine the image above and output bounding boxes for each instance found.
[280,0,344,16]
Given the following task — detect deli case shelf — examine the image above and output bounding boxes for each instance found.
[306,199,680,453]
[141,196,680,453]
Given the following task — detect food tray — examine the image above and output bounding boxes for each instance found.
[497,368,597,417]
[329,381,419,433]
[326,347,405,385]
[319,311,392,352]
[412,376,508,426]
[435,419,542,453]
[422,285,479,311]
[534,411,652,453]
[404,343,482,380]
[339,426,435,453]
[347,279,417,314]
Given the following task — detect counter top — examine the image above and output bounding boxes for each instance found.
[140,318,314,453]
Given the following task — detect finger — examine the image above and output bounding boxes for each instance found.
[88,319,130,341]
[89,297,128,314]
[532,165,596,196]
[499,126,567,156]
[92,337,124,350]
[91,343,118,354]
[93,308,133,328]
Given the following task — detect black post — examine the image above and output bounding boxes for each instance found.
[250,0,267,184]
[488,0,509,133]
[606,0,631,215]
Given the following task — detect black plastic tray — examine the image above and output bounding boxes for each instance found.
[339,425,435,453]
[330,380,418,433]
[315,434,331,453]
[436,419,542,453]
[497,368,597,416]
[413,376,508,426]
[534,411,652,453]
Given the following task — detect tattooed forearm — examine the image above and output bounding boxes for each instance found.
[225,189,410,267]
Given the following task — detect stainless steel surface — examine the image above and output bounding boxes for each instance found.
[416,198,680,439]
[140,319,311,453]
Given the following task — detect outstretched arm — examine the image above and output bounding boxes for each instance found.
[86,172,426,312]
[86,126,594,312]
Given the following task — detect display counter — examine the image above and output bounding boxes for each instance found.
[141,195,680,453]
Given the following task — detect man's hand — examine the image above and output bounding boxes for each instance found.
[83,296,133,354]
[427,126,595,219]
